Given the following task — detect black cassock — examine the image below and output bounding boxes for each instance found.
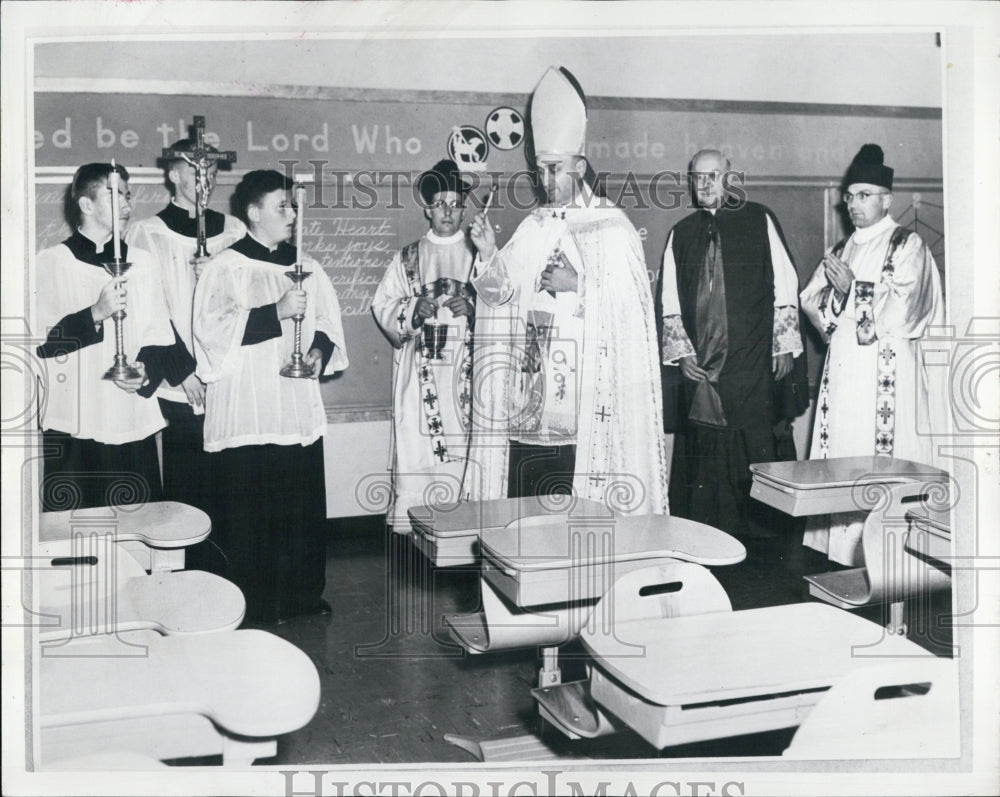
[663,202,809,538]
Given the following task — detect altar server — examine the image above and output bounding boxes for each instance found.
[126,139,245,568]
[36,162,175,511]
[193,169,348,623]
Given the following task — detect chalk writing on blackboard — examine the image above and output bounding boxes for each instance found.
[305,213,396,317]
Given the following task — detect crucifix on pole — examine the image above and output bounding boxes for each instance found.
[162,115,237,259]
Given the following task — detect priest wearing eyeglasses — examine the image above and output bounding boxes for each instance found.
[371,159,476,534]
[801,143,946,566]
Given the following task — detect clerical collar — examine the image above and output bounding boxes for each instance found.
[231,233,297,266]
[426,230,466,245]
[851,212,896,245]
[64,229,128,268]
[157,201,226,239]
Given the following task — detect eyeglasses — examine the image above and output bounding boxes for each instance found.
[429,199,463,211]
[689,171,722,187]
[842,190,889,204]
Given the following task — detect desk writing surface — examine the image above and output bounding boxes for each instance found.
[41,629,319,737]
[582,603,925,706]
[409,496,611,539]
[481,514,746,573]
[39,502,211,548]
[749,457,947,490]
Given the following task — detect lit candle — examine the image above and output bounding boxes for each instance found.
[295,183,305,265]
[109,159,122,260]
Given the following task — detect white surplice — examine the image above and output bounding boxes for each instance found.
[193,243,348,452]
[800,213,946,564]
[371,230,475,530]
[36,240,174,444]
[126,206,246,407]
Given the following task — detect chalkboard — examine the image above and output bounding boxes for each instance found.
[33,85,944,418]
[32,172,539,421]
[34,169,947,422]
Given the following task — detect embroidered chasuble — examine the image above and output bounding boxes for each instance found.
[371,230,475,530]
[800,213,946,565]
[466,200,669,516]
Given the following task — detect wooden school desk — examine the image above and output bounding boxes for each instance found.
[749,456,948,516]
[408,496,610,567]
[538,567,928,751]
[750,457,952,635]
[445,513,745,679]
[40,501,212,573]
[36,538,244,643]
[40,628,320,766]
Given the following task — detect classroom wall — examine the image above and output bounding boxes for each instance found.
[34,33,941,108]
[30,33,945,518]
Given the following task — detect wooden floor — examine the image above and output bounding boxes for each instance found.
[215,515,952,766]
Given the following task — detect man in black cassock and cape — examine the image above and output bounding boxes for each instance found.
[661,149,809,539]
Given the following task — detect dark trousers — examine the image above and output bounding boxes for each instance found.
[41,429,163,511]
[669,420,797,539]
[209,439,327,622]
[157,398,225,574]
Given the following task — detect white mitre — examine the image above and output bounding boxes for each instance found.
[530,66,587,157]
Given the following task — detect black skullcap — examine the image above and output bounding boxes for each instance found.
[844,143,894,190]
[417,159,471,205]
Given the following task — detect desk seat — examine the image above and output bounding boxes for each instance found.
[36,539,244,642]
[805,482,951,634]
[40,629,320,765]
[409,496,610,566]
[445,514,745,654]
[749,456,947,517]
[40,502,211,573]
[783,659,959,758]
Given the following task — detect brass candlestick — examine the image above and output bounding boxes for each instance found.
[100,257,142,381]
[280,179,315,379]
[279,260,314,379]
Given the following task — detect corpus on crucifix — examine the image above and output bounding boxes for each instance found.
[161,116,237,259]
